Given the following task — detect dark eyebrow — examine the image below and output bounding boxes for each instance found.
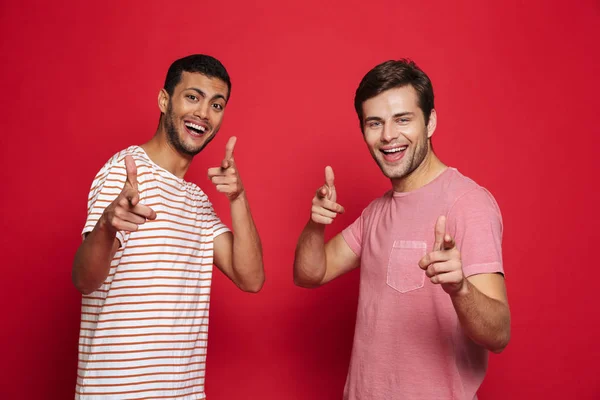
[392,112,415,118]
[187,87,206,97]
[364,112,416,123]
[364,116,384,123]
[186,87,227,102]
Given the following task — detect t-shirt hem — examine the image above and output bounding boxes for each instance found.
[341,229,361,256]
[81,227,125,248]
[463,261,504,277]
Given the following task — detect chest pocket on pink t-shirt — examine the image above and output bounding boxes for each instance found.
[386,240,427,293]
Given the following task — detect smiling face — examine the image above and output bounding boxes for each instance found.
[159,71,229,157]
[361,85,437,182]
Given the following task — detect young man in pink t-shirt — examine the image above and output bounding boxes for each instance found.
[294,59,510,399]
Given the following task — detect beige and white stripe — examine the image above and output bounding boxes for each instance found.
[76,146,229,400]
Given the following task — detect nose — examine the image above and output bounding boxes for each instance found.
[381,122,398,143]
[194,101,210,120]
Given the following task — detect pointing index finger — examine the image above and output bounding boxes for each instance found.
[433,215,446,252]
[124,155,138,190]
[325,166,335,188]
[224,136,237,161]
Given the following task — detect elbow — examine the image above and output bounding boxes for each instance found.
[293,277,319,289]
[239,276,265,293]
[72,277,96,295]
[241,282,263,293]
[77,287,95,296]
[71,269,98,295]
[293,270,322,289]
[489,329,511,354]
[490,343,508,354]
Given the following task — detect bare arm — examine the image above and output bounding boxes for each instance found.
[293,166,359,288]
[72,156,156,294]
[209,137,264,293]
[451,273,510,353]
[213,192,264,293]
[419,216,510,353]
[72,222,120,295]
[294,226,359,287]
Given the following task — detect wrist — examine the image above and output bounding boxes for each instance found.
[307,219,327,231]
[229,190,247,204]
[450,278,470,299]
[98,213,118,237]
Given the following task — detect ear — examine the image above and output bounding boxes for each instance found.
[426,109,437,139]
[158,89,169,114]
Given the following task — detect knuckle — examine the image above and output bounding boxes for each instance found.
[427,266,435,277]
[113,208,122,218]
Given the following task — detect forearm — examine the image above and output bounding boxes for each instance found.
[72,219,119,295]
[451,280,511,353]
[293,220,327,287]
[229,193,264,292]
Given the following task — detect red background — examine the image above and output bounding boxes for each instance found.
[1,0,599,399]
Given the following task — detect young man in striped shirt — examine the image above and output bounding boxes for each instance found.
[72,54,264,399]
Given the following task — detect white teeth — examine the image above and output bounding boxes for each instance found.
[382,146,407,154]
[185,122,206,132]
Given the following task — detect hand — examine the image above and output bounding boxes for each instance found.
[311,166,345,225]
[208,137,244,201]
[418,215,466,296]
[101,155,157,233]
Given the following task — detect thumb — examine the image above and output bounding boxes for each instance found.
[325,166,335,188]
[316,186,328,199]
[443,234,456,251]
[433,215,446,251]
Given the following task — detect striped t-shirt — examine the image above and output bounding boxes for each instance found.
[76,146,229,400]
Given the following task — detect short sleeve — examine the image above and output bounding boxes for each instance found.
[82,153,152,247]
[205,199,230,240]
[447,187,504,277]
[342,210,365,257]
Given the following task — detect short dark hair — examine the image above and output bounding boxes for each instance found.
[163,54,231,99]
[354,59,434,126]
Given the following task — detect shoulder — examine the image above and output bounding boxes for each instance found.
[184,181,211,203]
[445,170,502,220]
[94,146,150,174]
[360,190,394,218]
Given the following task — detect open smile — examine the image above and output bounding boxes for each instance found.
[380,145,408,162]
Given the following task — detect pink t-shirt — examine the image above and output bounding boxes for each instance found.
[342,167,503,400]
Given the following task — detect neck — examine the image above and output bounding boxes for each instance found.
[140,126,193,179]
[391,145,447,192]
